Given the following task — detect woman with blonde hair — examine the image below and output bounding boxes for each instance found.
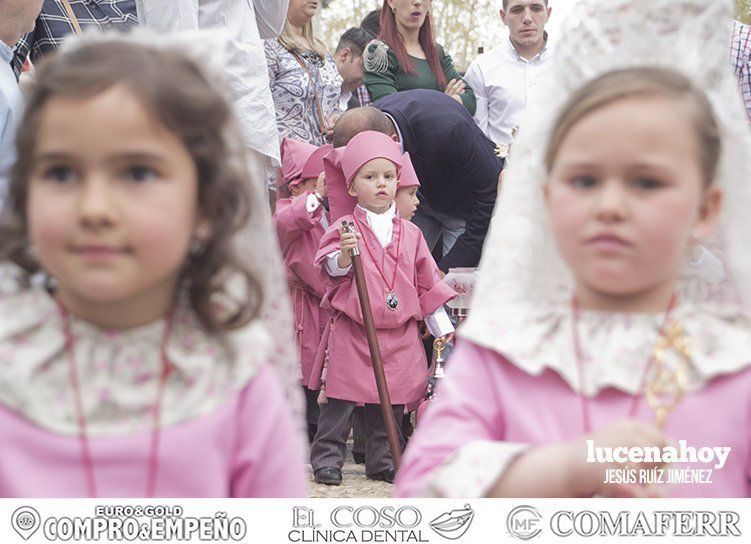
[265,0,343,147]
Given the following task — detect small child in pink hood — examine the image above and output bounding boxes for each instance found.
[309,131,456,486]
[394,158,421,220]
[273,138,332,443]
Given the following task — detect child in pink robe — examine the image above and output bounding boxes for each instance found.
[308,131,456,486]
[273,138,332,442]
[395,0,751,499]
[0,37,307,497]
[394,157,420,221]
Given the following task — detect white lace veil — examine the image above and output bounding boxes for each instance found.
[461,0,751,352]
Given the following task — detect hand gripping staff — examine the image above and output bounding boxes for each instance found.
[341,220,402,469]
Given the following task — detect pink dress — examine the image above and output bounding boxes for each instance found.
[0,276,308,498]
[309,206,455,405]
[273,193,329,387]
[395,339,751,498]
[0,366,307,498]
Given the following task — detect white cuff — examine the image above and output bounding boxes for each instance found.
[425,306,454,338]
[325,251,351,277]
[422,440,529,498]
[305,193,322,214]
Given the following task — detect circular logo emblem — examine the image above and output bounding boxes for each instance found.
[506,505,543,540]
[11,507,41,541]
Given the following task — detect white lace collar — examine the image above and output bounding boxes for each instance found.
[460,302,751,397]
[0,267,270,436]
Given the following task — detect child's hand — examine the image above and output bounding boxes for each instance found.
[567,419,669,498]
[488,419,669,498]
[316,172,327,199]
[337,225,360,268]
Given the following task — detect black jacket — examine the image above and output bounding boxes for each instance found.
[375,89,502,271]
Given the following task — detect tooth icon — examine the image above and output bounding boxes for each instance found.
[11,507,41,541]
[429,504,475,540]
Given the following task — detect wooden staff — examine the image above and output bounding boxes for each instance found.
[342,220,402,469]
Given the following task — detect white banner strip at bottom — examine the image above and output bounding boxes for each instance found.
[0,498,748,544]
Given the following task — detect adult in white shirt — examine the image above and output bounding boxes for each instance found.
[464,0,552,147]
[135,0,288,167]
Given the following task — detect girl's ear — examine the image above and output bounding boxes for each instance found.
[692,185,723,243]
[347,184,358,198]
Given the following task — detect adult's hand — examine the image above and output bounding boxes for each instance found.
[444,78,466,104]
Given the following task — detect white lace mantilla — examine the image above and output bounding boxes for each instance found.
[461,304,751,397]
[0,268,271,436]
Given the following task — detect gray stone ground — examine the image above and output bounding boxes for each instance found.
[307,439,393,498]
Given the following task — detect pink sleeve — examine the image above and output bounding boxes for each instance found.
[394,339,513,497]
[273,193,323,248]
[230,366,309,498]
[414,230,456,315]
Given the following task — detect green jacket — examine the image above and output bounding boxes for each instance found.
[363,41,476,115]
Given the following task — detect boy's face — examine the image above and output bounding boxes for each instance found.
[348,158,399,214]
[395,186,419,220]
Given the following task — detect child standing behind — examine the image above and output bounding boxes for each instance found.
[309,131,455,486]
[273,138,332,442]
[0,37,307,497]
[394,156,420,221]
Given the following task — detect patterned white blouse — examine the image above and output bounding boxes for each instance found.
[264,39,343,147]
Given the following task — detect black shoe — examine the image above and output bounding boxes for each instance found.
[352,452,365,464]
[366,468,396,483]
[314,467,342,486]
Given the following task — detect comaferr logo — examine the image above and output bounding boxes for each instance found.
[506,505,543,540]
[551,510,741,537]
[505,506,743,539]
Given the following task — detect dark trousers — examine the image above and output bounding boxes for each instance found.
[352,406,365,456]
[311,398,405,475]
[304,387,320,443]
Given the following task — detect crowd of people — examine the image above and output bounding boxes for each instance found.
[0,0,750,499]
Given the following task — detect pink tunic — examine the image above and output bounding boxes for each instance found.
[274,193,329,387]
[0,366,308,498]
[309,206,455,405]
[395,339,751,498]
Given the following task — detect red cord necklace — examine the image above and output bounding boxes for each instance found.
[571,293,677,433]
[353,212,403,311]
[58,302,173,498]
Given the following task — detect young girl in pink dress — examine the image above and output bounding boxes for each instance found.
[395,0,751,498]
[0,36,308,497]
[273,138,332,442]
[308,131,455,486]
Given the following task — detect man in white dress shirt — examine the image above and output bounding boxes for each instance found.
[464,0,552,148]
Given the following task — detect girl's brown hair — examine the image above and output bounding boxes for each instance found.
[0,39,263,332]
[545,67,721,185]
